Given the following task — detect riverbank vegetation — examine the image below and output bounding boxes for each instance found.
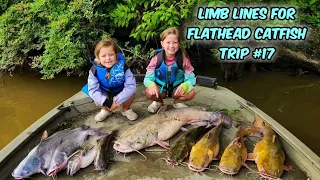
[0,0,319,80]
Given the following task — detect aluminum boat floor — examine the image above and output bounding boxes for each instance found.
[11,95,307,180]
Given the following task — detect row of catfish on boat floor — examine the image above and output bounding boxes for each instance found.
[12,106,295,180]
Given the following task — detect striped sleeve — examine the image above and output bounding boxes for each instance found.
[143,56,158,88]
[180,57,196,93]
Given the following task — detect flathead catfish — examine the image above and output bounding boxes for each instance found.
[11,127,83,179]
[188,120,223,172]
[47,126,104,177]
[113,107,232,153]
[247,115,293,179]
[167,126,209,166]
[219,126,249,175]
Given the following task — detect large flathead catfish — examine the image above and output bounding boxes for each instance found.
[188,120,223,172]
[219,126,249,175]
[247,115,293,179]
[113,107,232,153]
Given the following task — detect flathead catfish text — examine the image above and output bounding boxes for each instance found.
[186,27,251,40]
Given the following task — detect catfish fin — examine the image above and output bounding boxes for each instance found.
[284,165,294,172]
[40,168,47,175]
[253,114,265,128]
[247,153,256,161]
[41,130,48,141]
[155,140,170,149]
[272,135,276,143]
[236,142,242,148]
[212,156,220,161]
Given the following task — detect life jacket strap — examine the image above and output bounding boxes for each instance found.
[155,49,183,70]
[155,78,166,93]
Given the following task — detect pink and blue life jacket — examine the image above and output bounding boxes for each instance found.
[154,49,185,95]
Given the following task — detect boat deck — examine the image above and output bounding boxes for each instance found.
[1,83,313,180]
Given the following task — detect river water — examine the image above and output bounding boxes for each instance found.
[0,74,86,150]
[0,70,319,156]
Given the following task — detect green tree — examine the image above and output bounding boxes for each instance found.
[0,0,319,79]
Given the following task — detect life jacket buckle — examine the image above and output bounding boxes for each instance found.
[166,84,174,97]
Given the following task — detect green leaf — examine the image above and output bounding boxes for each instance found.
[208,1,216,6]
[310,0,316,4]
[144,2,148,9]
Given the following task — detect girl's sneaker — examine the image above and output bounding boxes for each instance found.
[147,101,163,113]
[173,103,188,109]
[95,109,112,122]
[121,109,138,121]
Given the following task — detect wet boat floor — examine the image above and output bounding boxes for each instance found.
[26,96,307,180]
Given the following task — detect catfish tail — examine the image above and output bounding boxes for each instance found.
[236,125,246,138]
[242,115,265,138]
[86,127,105,137]
[253,115,265,129]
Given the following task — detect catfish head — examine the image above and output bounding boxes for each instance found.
[219,165,240,175]
[67,153,82,176]
[167,143,191,166]
[188,147,211,172]
[167,151,184,166]
[212,111,233,128]
[47,152,68,176]
[12,154,45,179]
[219,137,244,175]
[113,130,157,153]
[166,152,182,166]
[113,137,149,153]
[166,159,179,166]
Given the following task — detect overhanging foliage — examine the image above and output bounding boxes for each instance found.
[0,0,318,79]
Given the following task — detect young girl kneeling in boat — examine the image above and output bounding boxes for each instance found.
[144,27,196,113]
[83,39,138,121]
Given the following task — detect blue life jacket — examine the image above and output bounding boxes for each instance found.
[154,49,185,95]
[82,53,127,96]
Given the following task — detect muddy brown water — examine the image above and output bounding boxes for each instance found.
[0,69,319,157]
[0,74,86,150]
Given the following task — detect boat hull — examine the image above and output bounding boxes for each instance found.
[0,77,318,180]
